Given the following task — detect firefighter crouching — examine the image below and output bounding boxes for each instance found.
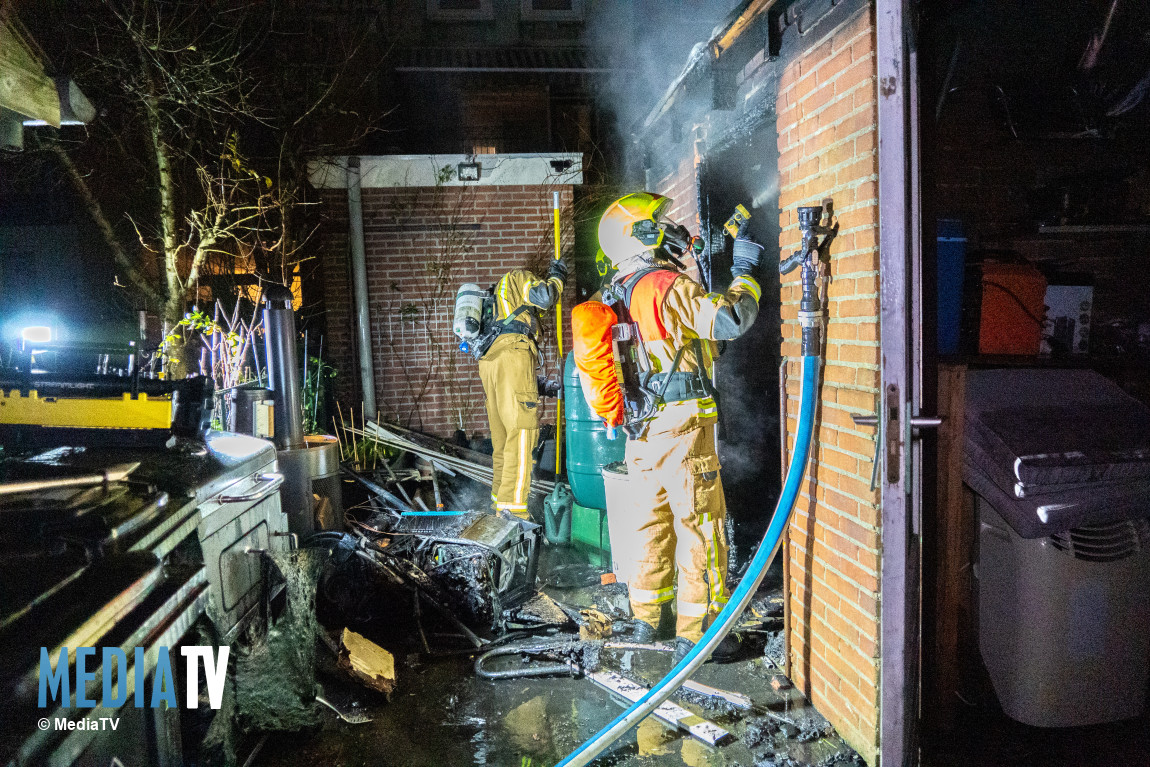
[478,263,567,519]
[573,192,764,659]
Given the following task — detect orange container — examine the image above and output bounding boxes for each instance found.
[978,263,1046,355]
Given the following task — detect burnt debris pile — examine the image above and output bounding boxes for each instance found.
[230,416,867,767]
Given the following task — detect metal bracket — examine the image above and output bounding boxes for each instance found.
[885,384,901,484]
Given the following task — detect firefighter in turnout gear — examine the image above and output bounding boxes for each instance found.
[479,263,567,519]
[592,192,764,651]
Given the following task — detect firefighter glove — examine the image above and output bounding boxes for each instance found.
[662,223,693,256]
[731,235,765,278]
[537,374,562,398]
[547,259,569,284]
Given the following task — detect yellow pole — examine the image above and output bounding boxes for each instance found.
[553,191,564,477]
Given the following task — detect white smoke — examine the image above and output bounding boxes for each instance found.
[584,1,745,147]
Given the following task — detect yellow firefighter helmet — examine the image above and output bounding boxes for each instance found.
[596,192,674,268]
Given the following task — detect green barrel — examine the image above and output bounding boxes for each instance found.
[564,351,625,510]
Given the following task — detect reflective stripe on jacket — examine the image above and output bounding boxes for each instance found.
[494,268,563,335]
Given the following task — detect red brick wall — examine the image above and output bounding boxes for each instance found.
[319,183,575,439]
[776,3,882,762]
[655,151,701,230]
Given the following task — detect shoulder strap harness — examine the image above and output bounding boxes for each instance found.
[601,269,717,437]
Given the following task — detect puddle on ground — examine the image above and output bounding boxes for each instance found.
[259,655,759,766]
[255,547,859,767]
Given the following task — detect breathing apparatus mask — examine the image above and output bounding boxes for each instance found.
[630,215,701,269]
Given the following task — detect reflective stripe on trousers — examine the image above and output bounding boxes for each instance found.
[621,416,729,642]
[478,334,540,520]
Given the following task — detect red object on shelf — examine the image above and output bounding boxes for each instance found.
[978,263,1047,355]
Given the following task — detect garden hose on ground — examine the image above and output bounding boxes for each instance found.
[474,637,675,680]
[555,354,820,766]
[474,638,578,680]
[555,237,827,766]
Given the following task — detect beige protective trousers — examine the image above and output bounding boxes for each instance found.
[478,333,540,519]
[624,412,729,641]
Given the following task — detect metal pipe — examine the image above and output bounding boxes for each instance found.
[341,465,412,514]
[312,334,324,427]
[0,461,139,497]
[347,156,376,416]
[263,284,305,450]
[553,191,564,477]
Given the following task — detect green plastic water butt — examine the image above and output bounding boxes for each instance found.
[563,352,625,511]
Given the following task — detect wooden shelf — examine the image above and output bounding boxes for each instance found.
[1036,223,1150,235]
[940,354,1093,368]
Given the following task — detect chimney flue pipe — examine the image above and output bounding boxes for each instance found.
[262,284,304,450]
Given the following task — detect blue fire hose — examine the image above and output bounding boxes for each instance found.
[555,352,821,767]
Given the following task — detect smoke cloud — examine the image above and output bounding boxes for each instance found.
[585,0,745,149]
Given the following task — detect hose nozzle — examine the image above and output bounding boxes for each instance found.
[723,204,751,238]
[780,200,838,275]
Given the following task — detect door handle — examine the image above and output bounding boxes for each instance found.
[218,472,284,503]
[851,414,943,429]
[851,389,945,484]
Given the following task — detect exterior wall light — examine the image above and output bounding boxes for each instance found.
[457,162,481,182]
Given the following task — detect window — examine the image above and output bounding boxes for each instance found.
[460,89,550,154]
[427,0,493,21]
[521,0,583,22]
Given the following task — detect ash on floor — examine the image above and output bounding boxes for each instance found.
[255,547,863,767]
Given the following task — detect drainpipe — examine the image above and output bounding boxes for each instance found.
[346,156,376,416]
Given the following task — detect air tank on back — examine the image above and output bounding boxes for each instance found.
[453,283,484,341]
[563,352,625,509]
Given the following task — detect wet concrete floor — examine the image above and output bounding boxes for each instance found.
[257,550,861,767]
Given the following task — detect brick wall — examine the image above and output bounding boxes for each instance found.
[776,3,882,762]
[649,150,703,284]
[636,1,882,759]
[655,151,701,230]
[319,183,575,439]
[318,189,355,405]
